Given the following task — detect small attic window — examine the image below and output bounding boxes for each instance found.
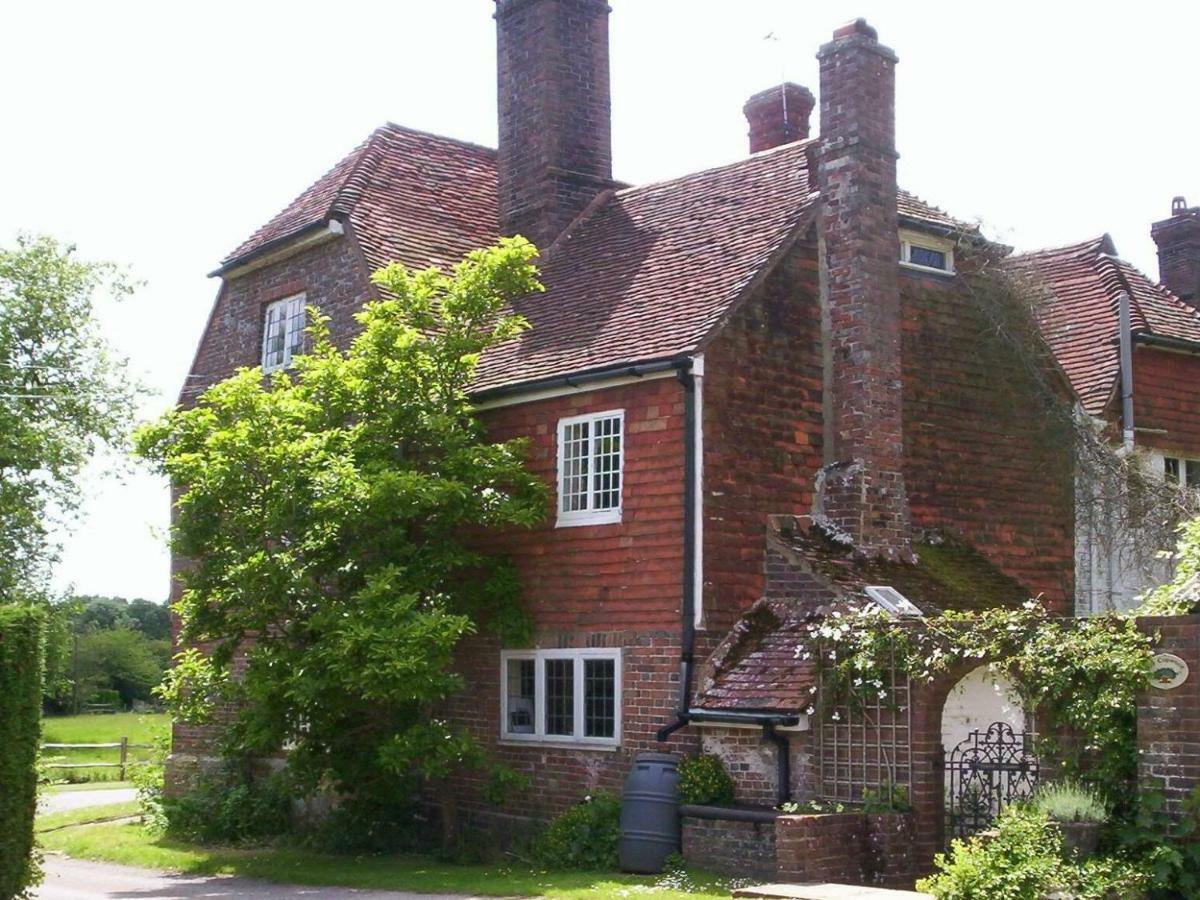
[865,585,922,618]
[900,230,955,275]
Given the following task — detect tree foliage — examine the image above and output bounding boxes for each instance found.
[135,237,547,807]
[0,234,140,599]
[1138,515,1200,616]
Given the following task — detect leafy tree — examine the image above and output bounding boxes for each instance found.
[1138,514,1200,615]
[0,234,139,600]
[136,238,547,811]
[74,627,170,707]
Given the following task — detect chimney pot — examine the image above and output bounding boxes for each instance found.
[1173,196,1188,215]
[743,83,815,153]
[832,18,878,40]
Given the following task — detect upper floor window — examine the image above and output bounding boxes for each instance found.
[501,648,621,746]
[1164,455,1200,489]
[557,410,623,527]
[900,230,955,275]
[261,293,306,373]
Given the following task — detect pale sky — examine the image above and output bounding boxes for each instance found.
[1,1,1195,602]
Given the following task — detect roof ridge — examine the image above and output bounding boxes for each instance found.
[379,121,497,157]
[614,139,816,200]
[1013,235,1110,260]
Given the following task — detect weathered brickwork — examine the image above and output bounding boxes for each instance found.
[901,269,1076,612]
[1136,615,1200,821]
[1128,348,1200,457]
[1151,200,1200,305]
[443,629,697,822]
[681,812,777,881]
[495,0,614,249]
[701,244,825,634]
[815,21,911,560]
[775,811,919,887]
[184,230,374,402]
[743,83,814,154]
[698,726,814,808]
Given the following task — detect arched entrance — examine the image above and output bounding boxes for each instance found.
[941,665,1037,840]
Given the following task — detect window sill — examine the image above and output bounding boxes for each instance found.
[900,261,955,278]
[500,738,621,753]
[555,510,622,528]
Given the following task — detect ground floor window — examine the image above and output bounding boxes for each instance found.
[501,649,621,746]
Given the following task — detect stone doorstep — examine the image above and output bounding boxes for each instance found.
[733,885,932,900]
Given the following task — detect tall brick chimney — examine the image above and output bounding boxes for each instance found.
[813,19,912,561]
[1152,197,1200,307]
[494,0,615,250]
[743,83,815,153]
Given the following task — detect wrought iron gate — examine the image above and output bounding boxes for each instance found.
[945,721,1038,841]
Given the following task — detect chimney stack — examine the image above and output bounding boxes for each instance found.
[743,83,815,153]
[1152,196,1200,307]
[813,19,911,560]
[495,0,615,251]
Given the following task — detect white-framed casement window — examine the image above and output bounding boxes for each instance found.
[261,293,307,373]
[556,409,624,527]
[1163,455,1200,490]
[500,648,621,746]
[899,230,955,275]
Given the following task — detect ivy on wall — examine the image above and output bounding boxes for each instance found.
[800,600,1154,796]
[0,604,46,900]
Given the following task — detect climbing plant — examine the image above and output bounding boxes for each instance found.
[799,600,1154,797]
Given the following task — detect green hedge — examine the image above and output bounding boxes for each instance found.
[0,604,46,900]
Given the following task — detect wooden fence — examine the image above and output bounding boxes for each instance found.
[41,738,151,780]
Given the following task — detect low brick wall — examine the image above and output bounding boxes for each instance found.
[681,806,778,881]
[776,811,918,887]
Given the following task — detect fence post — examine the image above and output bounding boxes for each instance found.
[119,737,128,781]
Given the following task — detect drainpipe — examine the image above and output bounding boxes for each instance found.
[657,359,699,742]
[1118,290,1135,451]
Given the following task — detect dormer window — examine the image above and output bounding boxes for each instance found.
[900,231,955,275]
[262,293,306,373]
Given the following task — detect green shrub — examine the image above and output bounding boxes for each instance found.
[677,754,734,807]
[130,726,171,832]
[532,792,621,870]
[305,794,430,856]
[1031,780,1107,824]
[863,784,911,813]
[163,762,291,844]
[919,806,1150,900]
[0,604,46,900]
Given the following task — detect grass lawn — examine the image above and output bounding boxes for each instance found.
[39,812,739,899]
[41,712,169,783]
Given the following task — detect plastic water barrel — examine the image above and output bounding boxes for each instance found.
[618,751,680,873]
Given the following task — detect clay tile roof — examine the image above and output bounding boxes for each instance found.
[220,123,498,274]
[472,141,818,394]
[218,126,978,395]
[692,516,1029,715]
[1012,237,1200,414]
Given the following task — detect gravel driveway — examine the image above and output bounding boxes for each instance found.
[40,787,137,815]
[38,857,483,899]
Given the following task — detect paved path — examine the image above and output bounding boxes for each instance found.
[41,787,137,815]
[38,856,481,900]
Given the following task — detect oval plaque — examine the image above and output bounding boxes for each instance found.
[1150,653,1189,691]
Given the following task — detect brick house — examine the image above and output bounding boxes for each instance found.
[173,1,1077,878]
[1014,210,1200,615]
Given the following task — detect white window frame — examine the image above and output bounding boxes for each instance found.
[556,409,625,527]
[261,292,307,373]
[899,230,955,275]
[500,648,622,747]
[1161,453,1200,491]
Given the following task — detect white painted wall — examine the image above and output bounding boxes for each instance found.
[940,665,1027,756]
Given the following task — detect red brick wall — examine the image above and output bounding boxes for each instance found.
[681,812,777,881]
[183,231,374,403]
[1131,347,1200,457]
[901,269,1076,611]
[701,244,825,633]
[478,377,687,631]
[1136,615,1200,821]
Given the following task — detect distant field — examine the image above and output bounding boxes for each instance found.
[41,712,169,783]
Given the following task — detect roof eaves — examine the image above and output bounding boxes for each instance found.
[208,218,342,279]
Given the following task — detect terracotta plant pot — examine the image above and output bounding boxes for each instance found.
[1055,820,1102,859]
